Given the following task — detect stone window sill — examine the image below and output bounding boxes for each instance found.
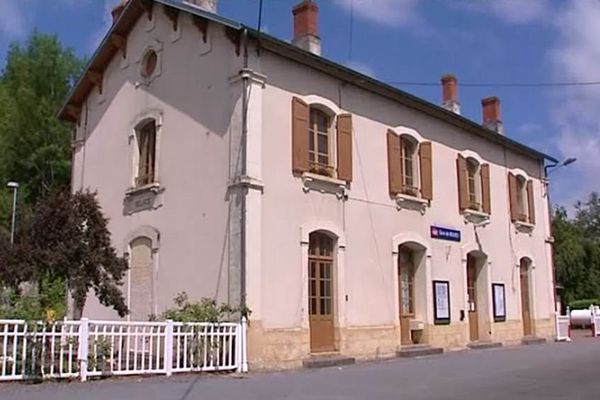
[464,208,490,224]
[125,182,162,197]
[395,193,428,214]
[515,220,535,233]
[301,172,347,199]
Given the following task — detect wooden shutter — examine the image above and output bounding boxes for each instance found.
[419,142,433,200]
[526,180,536,224]
[456,154,468,211]
[292,97,309,174]
[336,113,353,182]
[508,172,518,222]
[387,130,402,195]
[481,163,491,214]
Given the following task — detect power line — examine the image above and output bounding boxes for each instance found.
[386,80,600,88]
[347,0,354,62]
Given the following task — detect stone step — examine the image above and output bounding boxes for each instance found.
[522,336,547,345]
[396,345,444,358]
[302,355,356,369]
[467,341,503,350]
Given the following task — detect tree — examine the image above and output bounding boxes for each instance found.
[0,32,85,213]
[0,190,128,318]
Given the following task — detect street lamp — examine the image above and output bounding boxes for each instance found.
[6,181,19,244]
[543,158,576,314]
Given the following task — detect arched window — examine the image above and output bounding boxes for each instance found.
[129,237,154,321]
[141,50,158,78]
[466,157,481,210]
[308,107,333,176]
[400,135,419,195]
[135,119,157,187]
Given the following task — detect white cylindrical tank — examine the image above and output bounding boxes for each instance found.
[570,309,592,327]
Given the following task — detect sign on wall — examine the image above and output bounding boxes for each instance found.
[433,280,451,325]
[430,226,461,242]
[492,283,506,322]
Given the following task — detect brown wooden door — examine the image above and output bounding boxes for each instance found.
[309,233,335,353]
[520,260,533,336]
[398,248,415,345]
[467,256,479,341]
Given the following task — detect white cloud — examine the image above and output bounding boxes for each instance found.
[458,0,551,24]
[88,0,122,52]
[0,0,29,39]
[549,0,600,204]
[345,60,376,78]
[332,0,422,27]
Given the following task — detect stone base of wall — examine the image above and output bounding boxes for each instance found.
[248,317,557,370]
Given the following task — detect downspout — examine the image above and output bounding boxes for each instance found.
[240,28,249,314]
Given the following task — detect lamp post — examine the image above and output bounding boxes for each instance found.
[544,158,576,314]
[7,181,19,244]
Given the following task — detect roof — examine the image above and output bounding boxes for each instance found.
[58,0,558,163]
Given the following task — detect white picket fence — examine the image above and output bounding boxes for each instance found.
[0,317,247,382]
[555,313,571,342]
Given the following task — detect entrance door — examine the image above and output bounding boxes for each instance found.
[520,259,533,336]
[398,247,415,345]
[467,255,479,341]
[309,232,335,353]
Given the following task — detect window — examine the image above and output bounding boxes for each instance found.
[142,50,158,78]
[516,175,527,221]
[401,136,419,196]
[136,120,157,187]
[308,108,333,176]
[466,158,481,211]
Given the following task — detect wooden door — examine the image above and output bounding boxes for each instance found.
[520,260,533,336]
[467,255,479,341]
[398,248,415,345]
[309,233,335,353]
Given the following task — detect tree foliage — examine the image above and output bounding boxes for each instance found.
[0,190,128,318]
[554,193,600,305]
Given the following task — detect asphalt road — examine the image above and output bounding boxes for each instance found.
[2,336,600,400]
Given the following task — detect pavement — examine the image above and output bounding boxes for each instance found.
[2,336,600,400]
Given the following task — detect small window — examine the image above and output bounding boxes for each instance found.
[142,50,158,78]
[466,158,481,211]
[516,175,527,221]
[308,108,333,176]
[400,136,419,196]
[136,120,156,187]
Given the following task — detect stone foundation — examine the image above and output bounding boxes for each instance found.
[424,323,468,349]
[338,325,398,361]
[534,318,555,340]
[491,320,523,345]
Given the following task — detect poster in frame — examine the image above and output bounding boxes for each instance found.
[433,280,451,325]
[492,283,506,322]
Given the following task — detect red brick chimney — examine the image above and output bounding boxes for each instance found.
[441,74,460,114]
[482,96,504,134]
[292,0,321,56]
[111,0,127,23]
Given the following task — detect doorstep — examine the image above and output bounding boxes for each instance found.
[467,341,503,350]
[396,344,444,358]
[521,336,547,345]
[302,354,356,369]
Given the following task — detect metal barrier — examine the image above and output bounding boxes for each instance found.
[591,306,600,337]
[555,313,571,342]
[0,317,247,382]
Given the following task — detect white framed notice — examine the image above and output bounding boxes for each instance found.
[433,280,450,324]
[492,283,506,322]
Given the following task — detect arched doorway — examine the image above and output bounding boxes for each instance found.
[397,242,427,345]
[466,251,489,342]
[520,258,533,336]
[308,231,335,352]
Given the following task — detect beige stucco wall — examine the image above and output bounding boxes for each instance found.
[72,9,244,319]
[71,6,556,368]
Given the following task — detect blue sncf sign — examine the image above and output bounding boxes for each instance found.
[430,226,461,242]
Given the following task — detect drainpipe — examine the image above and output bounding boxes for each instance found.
[240,28,249,315]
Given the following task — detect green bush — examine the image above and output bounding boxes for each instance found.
[568,299,600,310]
[159,292,249,322]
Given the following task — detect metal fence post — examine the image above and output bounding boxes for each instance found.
[78,318,89,382]
[241,317,248,373]
[164,320,173,376]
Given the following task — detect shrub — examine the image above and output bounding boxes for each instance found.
[160,292,249,322]
[568,299,600,310]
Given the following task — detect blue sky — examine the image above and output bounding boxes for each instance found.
[1,0,598,210]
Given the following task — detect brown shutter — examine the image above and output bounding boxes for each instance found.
[292,97,309,174]
[336,113,353,182]
[481,163,491,214]
[526,180,536,224]
[456,154,468,211]
[419,142,433,200]
[508,172,518,222]
[387,130,402,195]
